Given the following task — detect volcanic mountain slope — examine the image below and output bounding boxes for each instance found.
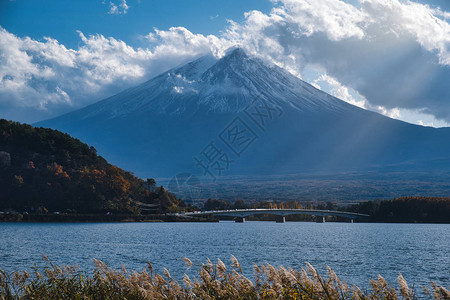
[37,48,450,181]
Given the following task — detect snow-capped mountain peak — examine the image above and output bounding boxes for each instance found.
[79,48,352,119]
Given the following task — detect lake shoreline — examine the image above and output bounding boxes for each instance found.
[0,213,218,223]
[1,215,449,224]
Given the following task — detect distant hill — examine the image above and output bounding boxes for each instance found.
[0,119,183,214]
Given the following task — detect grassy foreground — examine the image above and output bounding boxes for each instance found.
[0,256,448,299]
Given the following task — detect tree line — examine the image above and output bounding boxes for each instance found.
[203,197,450,223]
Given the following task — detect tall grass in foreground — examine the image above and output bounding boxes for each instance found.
[0,256,448,299]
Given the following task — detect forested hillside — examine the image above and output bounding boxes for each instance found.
[348,197,450,223]
[0,119,184,215]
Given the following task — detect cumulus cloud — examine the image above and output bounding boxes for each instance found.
[1,0,450,126]
[0,27,228,122]
[224,0,450,125]
[146,27,232,58]
[273,0,367,40]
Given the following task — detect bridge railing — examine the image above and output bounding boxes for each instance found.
[174,208,369,220]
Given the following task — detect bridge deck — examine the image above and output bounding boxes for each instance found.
[175,208,369,219]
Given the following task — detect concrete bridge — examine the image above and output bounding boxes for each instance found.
[174,209,370,223]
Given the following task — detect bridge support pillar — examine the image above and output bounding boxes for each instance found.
[235,217,245,223]
[276,216,285,223]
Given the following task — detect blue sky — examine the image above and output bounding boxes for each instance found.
[0,0,272,48]
[3,0,448,47]
[1,0,450,126]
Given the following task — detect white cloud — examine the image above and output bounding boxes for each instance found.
[273,0,368,40]
[223,0,450,125]
[395,107,450,127]
[311,71,450,127]
[311,72,405,121]
[107,0,129,15]
[147,27,232,58]
[360,0,450,65]
[173,86,184,94]
[313,74,367,108]
[433,6,450,20]
[0,26,229,122]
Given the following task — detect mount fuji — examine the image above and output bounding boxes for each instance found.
[37,48,450,191]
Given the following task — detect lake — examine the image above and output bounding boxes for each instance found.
[0,222,448,292]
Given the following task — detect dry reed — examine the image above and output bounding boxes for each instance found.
[0,256,448,299]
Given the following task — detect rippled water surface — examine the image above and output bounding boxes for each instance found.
[0,222,448,290]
